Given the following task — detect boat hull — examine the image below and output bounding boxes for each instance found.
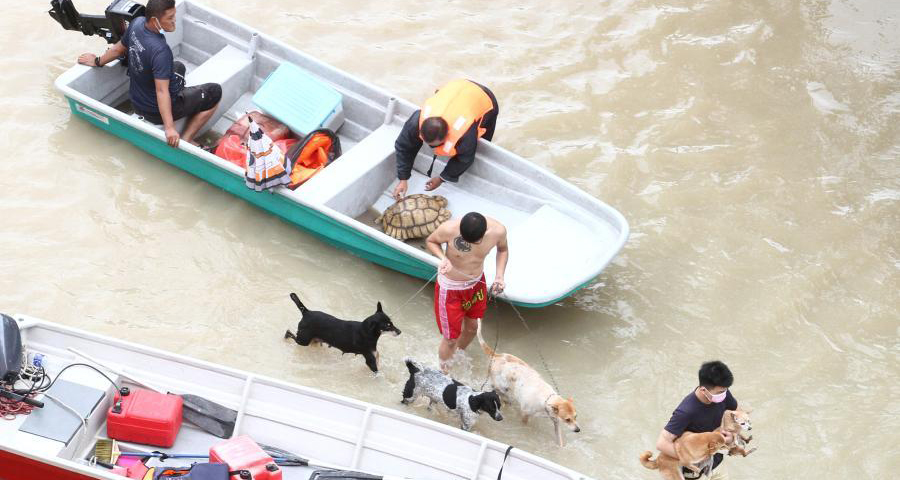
[66,98,436,283]
[0,449,101,480]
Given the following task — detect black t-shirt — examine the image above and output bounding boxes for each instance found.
[121,17,183,114]
[664,389,738,471]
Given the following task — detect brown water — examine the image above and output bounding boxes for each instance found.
[2,0,899,478]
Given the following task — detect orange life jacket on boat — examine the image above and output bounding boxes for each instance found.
[418,79,494,157]
[287,129,341,189]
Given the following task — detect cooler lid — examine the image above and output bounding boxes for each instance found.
[252,62,343,135]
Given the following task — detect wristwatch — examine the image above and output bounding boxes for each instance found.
[94,55,101,67]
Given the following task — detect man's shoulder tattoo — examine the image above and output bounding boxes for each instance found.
[453,236,471,252]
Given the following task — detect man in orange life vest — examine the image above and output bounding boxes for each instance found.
[392,80,499,200]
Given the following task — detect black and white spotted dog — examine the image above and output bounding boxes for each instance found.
[401,358,503,431]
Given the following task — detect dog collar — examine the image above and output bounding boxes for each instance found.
[544,393,556,410]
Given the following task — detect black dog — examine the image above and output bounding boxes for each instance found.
[283,293,401,372]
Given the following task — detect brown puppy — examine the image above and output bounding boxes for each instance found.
[640,431,728,480]
[475,319,579,446]
[719,409,756,457]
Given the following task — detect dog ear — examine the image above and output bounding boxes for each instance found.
[741,405,753,414]
[376,301,383,313]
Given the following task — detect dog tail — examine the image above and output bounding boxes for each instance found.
[289,293,308,313]
[403,357,420,374]
[475,318,495,357]
[638,451,658,470]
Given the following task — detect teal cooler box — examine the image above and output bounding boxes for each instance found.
[253,62,344,135]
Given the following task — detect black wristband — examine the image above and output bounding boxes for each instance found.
[94,55,101,67]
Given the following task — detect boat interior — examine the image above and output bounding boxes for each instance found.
[59,0,628,303]
[0,316,580,480]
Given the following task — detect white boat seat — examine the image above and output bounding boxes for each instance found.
[138,44,253,136]
[486,204,605,302]
[296,124,401,218]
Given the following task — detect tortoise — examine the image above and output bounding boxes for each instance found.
[376,194,451,241]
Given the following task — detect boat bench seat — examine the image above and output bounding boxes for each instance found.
[135,44,253,136]
[295,124,401,216]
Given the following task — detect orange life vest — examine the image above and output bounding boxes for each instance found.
[287,129,341,189]
[418,79,494,157]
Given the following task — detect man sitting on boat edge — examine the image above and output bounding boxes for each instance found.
[77,0,221,148]
[392,79,499,200]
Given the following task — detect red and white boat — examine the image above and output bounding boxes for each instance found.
[0,314,593,480]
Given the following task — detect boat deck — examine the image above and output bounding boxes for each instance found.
[0,348,324,479]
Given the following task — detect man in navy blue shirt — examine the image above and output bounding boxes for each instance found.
[78,0,221,147]
[656,361,739,479]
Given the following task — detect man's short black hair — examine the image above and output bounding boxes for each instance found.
[421,117,448,144]
[698,360,733,389]
[460,212,487,243]
[146,0,176,19]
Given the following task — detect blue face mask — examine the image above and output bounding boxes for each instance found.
[153,17,165,35]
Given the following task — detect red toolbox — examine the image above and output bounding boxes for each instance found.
[106,387,183,447]
[210,435,282,480]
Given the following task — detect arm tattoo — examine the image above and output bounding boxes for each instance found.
[453,236,471,252]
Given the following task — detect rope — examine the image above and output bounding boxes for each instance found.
[44,393,89,439]
[0,389,37,420]
[395,264,563,395]
[471,279,561,395]
[496,445,514,480]
[508,302,562,394]
[479,294,502,391]
[388,270,439,319]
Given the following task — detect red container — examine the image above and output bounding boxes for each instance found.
[209,435,282,480]
[106,388,183,447]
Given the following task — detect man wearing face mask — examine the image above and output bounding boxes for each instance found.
[655,360,739,479]
[77,0,221,148]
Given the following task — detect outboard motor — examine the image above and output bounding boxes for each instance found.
[0,313,23,384]
[0,313,43,408]
[48,0,145,45]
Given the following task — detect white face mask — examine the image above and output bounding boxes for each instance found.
[153,17,165,35]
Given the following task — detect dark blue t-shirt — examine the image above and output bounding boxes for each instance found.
[664,389,738,471]
[121,17,183,114]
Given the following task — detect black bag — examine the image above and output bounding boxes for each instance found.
[308,469,382,480]
[152,463,230,480]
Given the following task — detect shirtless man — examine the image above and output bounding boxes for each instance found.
[425,212,509,372]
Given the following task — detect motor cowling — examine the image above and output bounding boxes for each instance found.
[0,313,23,384]
[48,0,145,45]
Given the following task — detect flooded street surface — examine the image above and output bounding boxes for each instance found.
[1,0,898,477]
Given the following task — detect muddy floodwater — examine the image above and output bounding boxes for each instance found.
[1,0,898,478]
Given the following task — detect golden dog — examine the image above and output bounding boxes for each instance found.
[476,319,579,446]
[718,409,756,457]
[640,431,728,480]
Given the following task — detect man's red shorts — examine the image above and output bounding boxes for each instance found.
[434,274,488,340]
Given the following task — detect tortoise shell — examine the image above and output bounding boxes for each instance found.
[377,194,451,241]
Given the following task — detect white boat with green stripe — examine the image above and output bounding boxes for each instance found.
[54,0,628,308]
